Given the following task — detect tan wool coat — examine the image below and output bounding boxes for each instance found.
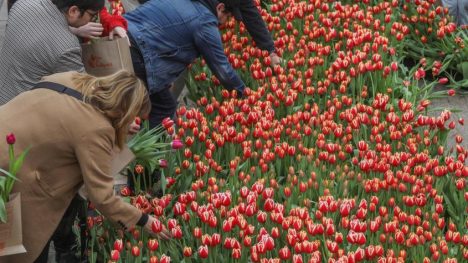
[0,72,142,263]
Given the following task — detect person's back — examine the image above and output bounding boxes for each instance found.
[125,0,215,91]
[0,70,153,263]
[0,0,83,105]
[124,0,245,127]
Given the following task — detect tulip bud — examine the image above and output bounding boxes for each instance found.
[6,133,15,145]
[183,246,192,257]
[279,246,291,259]
[120,186,132,196]
[292,254,303,263]
[198,245,209,258]
[110,250,120,261]
[160,254,171,263]
[438,78,448,84]
[131,246,140,257]
[134,164,144,174]
[113,239,123,252]
[134,116,142,125]
[151,219,163,233]
[232,248,241,259]
[162,117,174,129]
[147,239,159,251]
[171,139,184,149]
[158,159,168,168]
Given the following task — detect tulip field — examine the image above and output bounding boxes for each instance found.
[87,0,468,262]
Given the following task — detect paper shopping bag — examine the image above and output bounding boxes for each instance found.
[111,145,135,185]
[0,193,26,257]
[81,37,134,77]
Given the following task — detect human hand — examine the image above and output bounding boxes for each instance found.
[270,52,282,67]
[128,117,141,135]
[145,215,172,240]
[70,22,103,38]
[109,26,130,46]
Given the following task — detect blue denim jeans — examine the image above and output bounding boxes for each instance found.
[128,33,177,128]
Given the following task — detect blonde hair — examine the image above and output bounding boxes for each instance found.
[72,71,151,148]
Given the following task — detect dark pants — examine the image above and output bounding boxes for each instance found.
[7,0,17,12]
[128,33,177,128]
[35,195,86,263]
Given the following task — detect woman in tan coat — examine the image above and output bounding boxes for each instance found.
[0,71,160,263]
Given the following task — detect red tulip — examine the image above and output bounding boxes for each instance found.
[193,227,202,238]
[232,248,241,259]
[134,164,144,174]
[292,254,303,263]
[438,78,449,84]
[257,211,267,223]
[279,246,291,259]
[211,233,221,246]
[326,240,339,253]
[6,133,15,145]
[160,255,171,263]
[110,250,119,261]
[171,226,182,239]
[271,227,280,238]
[147,239,159,251]
[113,239,123,252]
[198,245,209,258]
[243,236,252,247]
[131,246,140,257]
[134,116,142,125]
[151,219,163,233]
[120,186,132,196]
[355,247,365,261]
[162,117,174,129]
[456,178,465,190]
[263,198,275,211]
[158,159,168,168]
[183,247,192,257]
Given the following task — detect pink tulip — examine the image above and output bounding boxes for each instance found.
[6,133,15,145]
[171,139,184,149]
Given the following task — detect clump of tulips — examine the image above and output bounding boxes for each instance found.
[85,0,467,262]
[397,0,468,85]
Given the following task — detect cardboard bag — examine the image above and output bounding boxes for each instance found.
[81,37,134,77]
[0,193,26,257]
[111,145,135,186]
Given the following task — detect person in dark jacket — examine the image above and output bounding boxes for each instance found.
[234,0,281,65]
[134,0,281,65]
[124,0,247,127]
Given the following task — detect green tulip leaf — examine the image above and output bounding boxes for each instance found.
[0,198,6,223]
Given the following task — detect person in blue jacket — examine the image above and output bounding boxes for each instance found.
[125,0,249,127]
[134,0,281,64]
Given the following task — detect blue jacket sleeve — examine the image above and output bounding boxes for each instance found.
[194,20,245,93]
[239,0,275,53]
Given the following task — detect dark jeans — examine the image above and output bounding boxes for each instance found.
[35,195,86,263]
[128,33,177,128]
